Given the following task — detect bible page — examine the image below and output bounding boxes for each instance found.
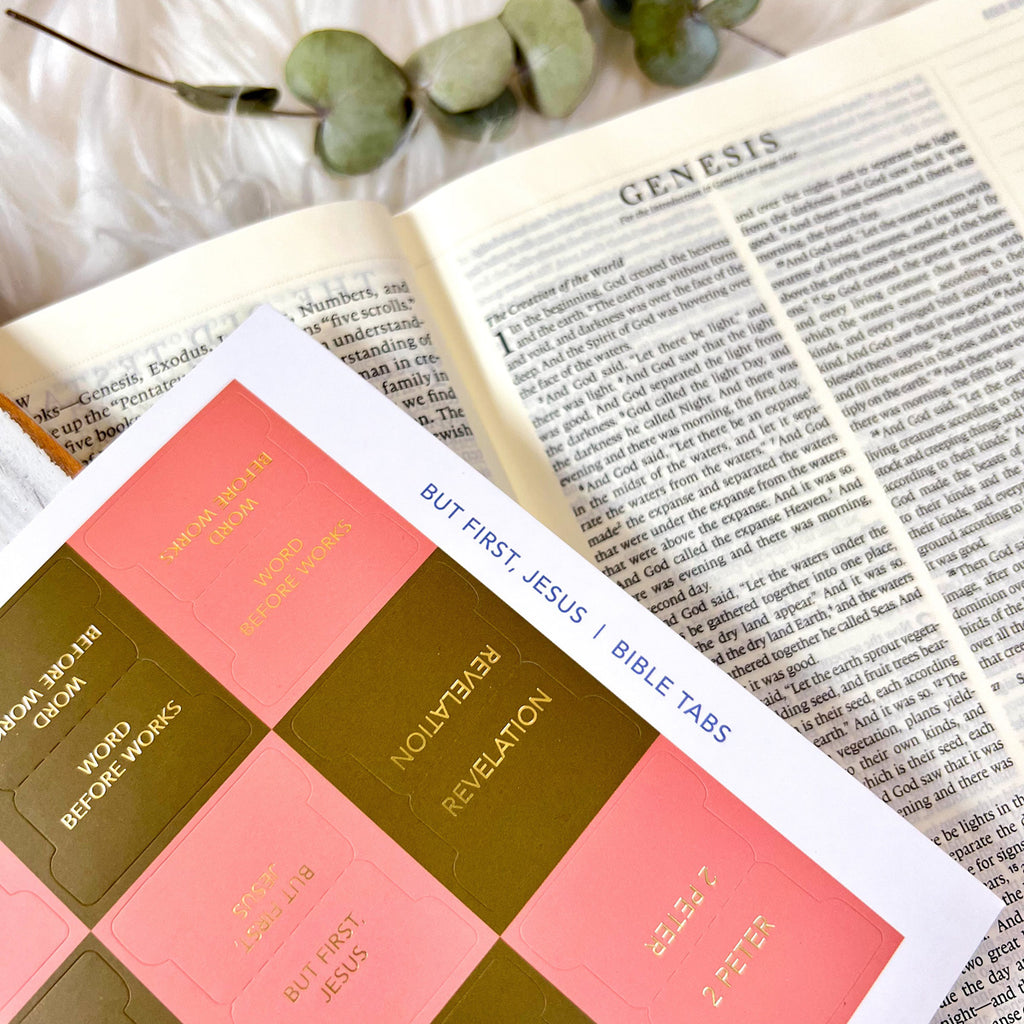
[0,202,488,476]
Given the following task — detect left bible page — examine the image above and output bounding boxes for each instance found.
[0,202,487,477]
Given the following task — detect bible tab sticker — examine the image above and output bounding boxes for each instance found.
[0,307,1000,1024]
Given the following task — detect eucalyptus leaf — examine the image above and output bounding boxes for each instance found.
[633,0,719,87]
[425,88,518,140]
[500,0,595,118]
[701,0,760,29]
[286,30,410,174]
[405,19,514,113]
[173,82,280,115]
[598,0,634,28]
[633,0,695,32]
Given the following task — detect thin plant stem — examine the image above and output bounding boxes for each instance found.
[727,25,787,60]
[6,9,177,88]
[4,8,318,117]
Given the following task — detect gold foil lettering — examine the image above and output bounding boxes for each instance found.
[282,913,364,1005]
[440,687,552,816]
[62,701,182,829]
[702,985,723,1008]
[253,539,303,586]
[209,497,260,546]
[0,688,44,743]
[32,623,105,695]
[33,678,88,729]
[238,521,352,634]
[646,866,716,957]
[389,646,502,770]
[232,863,279,919]
[235,865,315,954]
[160,452,273,561]
[1,623,103,740]
[706,913,774,1005]
[214,452,274,509]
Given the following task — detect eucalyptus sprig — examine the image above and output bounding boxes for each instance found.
[283,0,597,172]
[6,0,763,177]
[600,0,762,87]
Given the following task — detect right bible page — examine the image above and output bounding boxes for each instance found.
[399,1,1024,1016]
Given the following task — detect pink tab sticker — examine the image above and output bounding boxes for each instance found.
[506,737,901,1023]
[97,736,495,1024]
[0,841,87,1024]
[71,382,432,724]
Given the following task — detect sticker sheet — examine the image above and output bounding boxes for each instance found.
[0,309,1000,1024]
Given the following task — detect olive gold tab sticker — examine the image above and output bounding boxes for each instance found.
[279,550,657,932]
[71,381,432,724]
[0,557,136,793]
[14,660,251,909]
[11,937,182,1024]
[0,548,264,926]
[435,943,594,1023]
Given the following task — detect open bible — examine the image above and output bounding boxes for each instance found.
[4,0,1024,1017]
